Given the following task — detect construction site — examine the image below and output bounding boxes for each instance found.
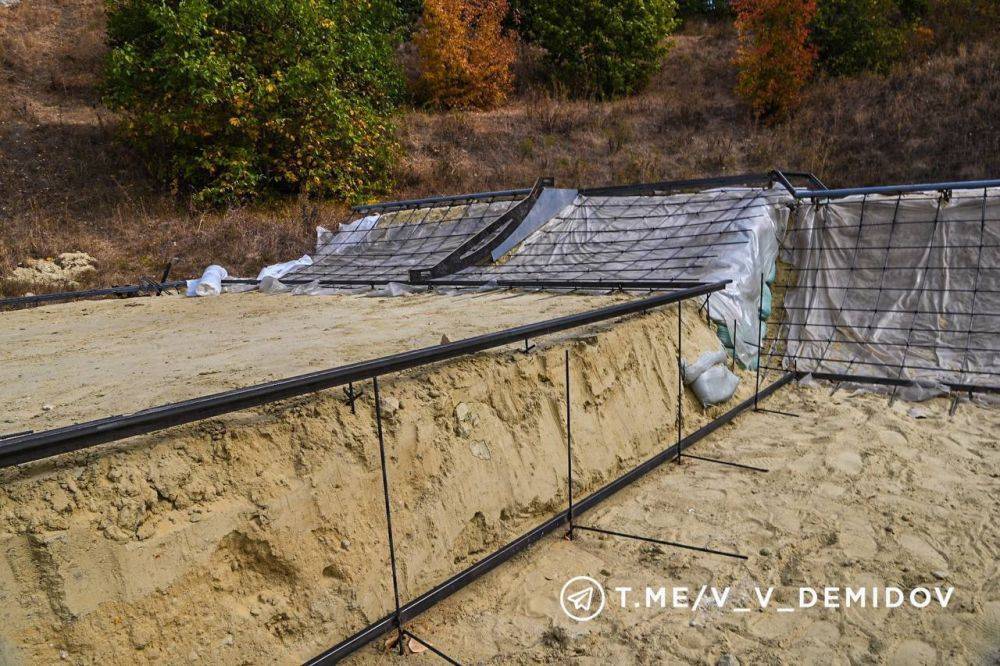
[1,171,998,665]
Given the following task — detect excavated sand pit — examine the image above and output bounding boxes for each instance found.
[0,291,746,664]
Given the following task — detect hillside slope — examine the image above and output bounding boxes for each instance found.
[1,3,998,293]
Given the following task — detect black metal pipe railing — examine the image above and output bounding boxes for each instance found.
[0,282,727,469]
[0,281,186,310]
[304,371,795,664]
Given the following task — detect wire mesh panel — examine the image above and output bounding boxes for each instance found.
[456,188,790,284]
[767,188,1000,392]
[288,196,521,283]
[454,187,793,363]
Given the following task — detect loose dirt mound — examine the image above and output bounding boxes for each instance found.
[1,252,98,294]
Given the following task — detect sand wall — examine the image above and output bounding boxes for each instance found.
[0,301,750,664]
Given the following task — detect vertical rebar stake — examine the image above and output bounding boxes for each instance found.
[373,376,405,655]
[754,273,764,411]
[565,349,574,540]
[732,319,738,371]
[677,300,683,462]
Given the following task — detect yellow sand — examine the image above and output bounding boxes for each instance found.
[0,291,996,665]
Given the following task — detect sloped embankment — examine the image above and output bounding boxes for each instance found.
[0,300,749,664]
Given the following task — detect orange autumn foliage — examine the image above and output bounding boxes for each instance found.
[733,0,817,120]
[413,0,517,110]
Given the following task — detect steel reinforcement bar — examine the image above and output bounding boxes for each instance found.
[0,281,727,469]
[305,371,796,664]
[223,277,714,290]
[780,369,1000,396]
[0,280,186,310]
[788,178,1000,200]
[352,187,534,214]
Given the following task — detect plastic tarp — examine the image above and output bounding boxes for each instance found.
[457,187,793,365]
[777,188,1000,391]
[491,188,578,260]
[287,199,518,283]
[256,254,312,281]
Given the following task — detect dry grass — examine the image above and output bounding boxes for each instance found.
[1,5,998,295]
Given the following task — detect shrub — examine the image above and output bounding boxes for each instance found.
[412,0,517,109]
[809,0,912,75]
[925,0,1000,46]
[733,0,817,119]
[104,0,404,207]
[522,0,680,99]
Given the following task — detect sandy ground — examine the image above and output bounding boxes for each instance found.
[356,384,1000,665]
[0,290,620,431]
[0,291,996,665]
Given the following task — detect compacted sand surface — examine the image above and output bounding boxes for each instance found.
[0,290,618,431]
[0,291,996,665]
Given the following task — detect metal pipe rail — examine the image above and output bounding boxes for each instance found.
[580,172,774,197]
[223,277,714,290]
[780,369,1000,396]
[0,281,186,310]
[305,371,796,664]
[788,178,1000,201]
[0,281,727,469]
[352,187,534,214]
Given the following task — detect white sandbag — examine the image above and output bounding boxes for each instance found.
[256,254,312,281]
[186,265,228,297]
[681,350,729,384]
[681,350,740,407]
[690,365,741,406]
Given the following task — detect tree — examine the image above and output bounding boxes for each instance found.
[104,0,404,207]
[809,0,911,75]
[412,0,517,109]
[733,0,817,118]
[523,0,680,99]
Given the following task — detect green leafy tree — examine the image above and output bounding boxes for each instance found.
[522,0,680,98]
[809,0,912,75]
[104,0,404,207]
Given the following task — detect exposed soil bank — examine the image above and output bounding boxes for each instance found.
[0,296,736,664]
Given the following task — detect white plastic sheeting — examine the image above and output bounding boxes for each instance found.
[456,187,793,365]
[491,188,578,260]
[315,215,380,257]
[289,199,518,283]
[256,254,313,281]
[777,188,1000,392]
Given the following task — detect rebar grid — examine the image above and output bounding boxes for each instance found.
[454,188,790,284]
[765,187,1000,394]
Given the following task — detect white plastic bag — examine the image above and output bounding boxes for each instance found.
[186,265,228,297]
[256,254,312,281]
